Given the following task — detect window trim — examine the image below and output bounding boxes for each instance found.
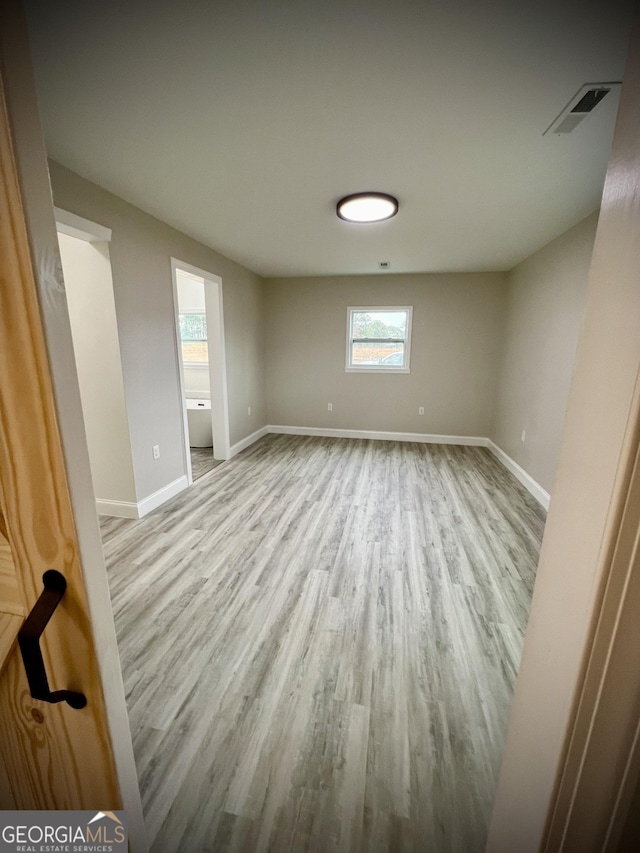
[345,305,413,373]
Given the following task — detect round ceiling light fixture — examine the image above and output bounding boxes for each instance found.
[336,192,399,223]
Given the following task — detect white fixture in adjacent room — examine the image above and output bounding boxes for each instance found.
[336,192,398,223]
[186,393,213,447]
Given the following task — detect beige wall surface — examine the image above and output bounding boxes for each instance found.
[49,161,266,501]
[488,17,640,849]
[491,212,599,493]
[265,273,507,436]
[58,233,137,504]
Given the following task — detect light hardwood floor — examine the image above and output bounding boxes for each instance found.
[190,446,223,481]
[99,435,545,852]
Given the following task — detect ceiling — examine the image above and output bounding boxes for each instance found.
[24,0,635,278]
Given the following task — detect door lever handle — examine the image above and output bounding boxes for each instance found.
[18,570,87,709]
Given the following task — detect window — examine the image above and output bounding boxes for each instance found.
[346,306,412,372]
[179,311,208,366]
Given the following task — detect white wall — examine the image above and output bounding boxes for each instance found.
[491,212,599,493]
[176,271,205,311]
[57,233,136,504]
[183,367,211,396]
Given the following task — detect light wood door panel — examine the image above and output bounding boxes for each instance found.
[0,501,24,674]
[0,71,121,809]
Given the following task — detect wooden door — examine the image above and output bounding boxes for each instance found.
[0,70,122,808]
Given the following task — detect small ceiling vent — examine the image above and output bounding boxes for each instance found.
[543,82,621,135]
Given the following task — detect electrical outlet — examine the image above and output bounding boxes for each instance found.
[327,403,333,411]
[248,406,252,416]
[152,444,160,460]
[521,430,526,442]
[418,406,425,415]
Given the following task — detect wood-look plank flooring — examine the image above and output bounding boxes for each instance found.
[190,446,222,481]
[100,435,545,852]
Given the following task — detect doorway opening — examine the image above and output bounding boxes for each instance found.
[55,208,137,515]
[171,258,230,484]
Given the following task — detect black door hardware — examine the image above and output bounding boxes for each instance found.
[18,570,87,709]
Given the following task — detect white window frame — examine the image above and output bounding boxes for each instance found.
[179,308,209,368]
[345,306,413,373]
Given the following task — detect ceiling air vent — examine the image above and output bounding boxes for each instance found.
[543,82,621,136]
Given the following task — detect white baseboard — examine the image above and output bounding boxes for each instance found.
[97,476,189,519]
[135,475,188,518]
[487,440,550,510]
[95,499,139,519]
[267,425,488,446]
[229,426,269,459]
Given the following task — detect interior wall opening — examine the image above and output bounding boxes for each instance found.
[55,215,137,513]
[175,268,218,481]
[171,258,230,485]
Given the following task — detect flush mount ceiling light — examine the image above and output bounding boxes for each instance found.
[336,192,398,223]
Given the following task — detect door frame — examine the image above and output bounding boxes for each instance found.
[0,1,146,847]
[171,257,231,481]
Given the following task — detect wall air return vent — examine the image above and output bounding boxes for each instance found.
[543,82,621,135]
